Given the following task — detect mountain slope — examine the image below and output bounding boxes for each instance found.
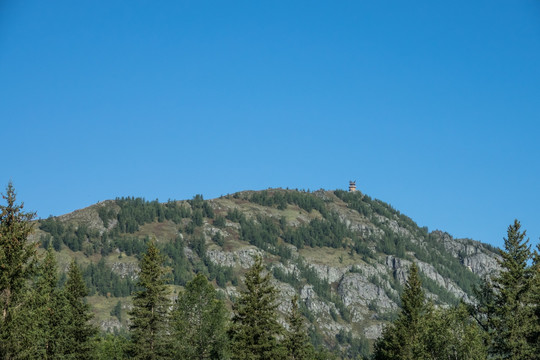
[31,188,500,356]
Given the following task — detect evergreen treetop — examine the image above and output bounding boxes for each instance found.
[129,240,171,360]
[229,255,286,360]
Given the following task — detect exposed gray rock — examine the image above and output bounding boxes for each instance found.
[338,273,398,311]
[100,318,122,332]
[300,285,333,316]
[310,264,349,283]
[206,247,262,269]
[111,262,139,280]
[463,252,499,278]
[385,255,412,285]
[431,231,500,278]
[364,323,385,340]
[416,261,470,301]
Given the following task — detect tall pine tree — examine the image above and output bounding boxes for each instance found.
[422,303,487,359]
[373,262,427,360]
[229,256,286,360]
[489,220,537,359]
[64,260,98,359]
[0,183,38,359]
[30,246,70,359]
[129,240,171,360]
[172,273,229,359]
[284,295,314,360]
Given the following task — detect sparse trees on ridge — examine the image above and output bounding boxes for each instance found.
[2,183,540,359]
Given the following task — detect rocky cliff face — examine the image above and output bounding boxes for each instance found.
[36,188,501,348]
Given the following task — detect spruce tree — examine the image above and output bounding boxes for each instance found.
[129,240,171,360]
[373,262,426,360]
[490,220,536,359]
[284,295,314,360]
[0,182,38,359]
[30,246,70,359]
[64,260,98,359]
[229,256,286,360]
[172,273,229,359]
[422,303,487,359]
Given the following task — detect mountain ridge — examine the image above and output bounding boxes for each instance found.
[31,187,500,356]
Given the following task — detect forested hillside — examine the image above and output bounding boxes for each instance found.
[2,183,538,359]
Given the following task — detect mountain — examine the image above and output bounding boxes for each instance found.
[31,187,500,356]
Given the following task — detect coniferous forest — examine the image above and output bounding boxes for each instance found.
[1,182,539,359]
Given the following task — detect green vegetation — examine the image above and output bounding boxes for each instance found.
[6,185,536,359]
[473,220,539,359]
[373,263,487,359]
[374,220,540,360]
[172,274,229,359]
[128,241,170,359]
[229,256,286,359]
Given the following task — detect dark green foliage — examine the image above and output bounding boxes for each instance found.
[115,198,163,233]
[422,303,487,359]
[285,295,314,360]
[6,188,528,359]
[229,256,286,360]
[97,206,116,228]
[83,258,136,297]
[32,247,71,359]
[63,260,98,359]
[335,329,370,359]
[39,216,102,253]
[226,208,244,222]
[9,246,71,359]
[113,197,191,234]
[374,263,488,359]
[240,216,280,250]
[283,213,350,249]
[162,236,191,286]
[172,274,229,359]
[486,220,538,359]
[213,231,225,246]
[214,215,226,228]
[111,236,148,257]
[418,273,459,305]
[247,190,329,216]
[373,263,426,360]
[192,209,204,227]
[0,183,39,359]
[111,300,122,322]
[95,332,129,360]
[129,241,171,359]
[273,266,301,288]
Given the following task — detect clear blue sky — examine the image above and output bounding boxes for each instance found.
[1,1,539,250]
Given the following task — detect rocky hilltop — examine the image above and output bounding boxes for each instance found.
[33,188,500,354]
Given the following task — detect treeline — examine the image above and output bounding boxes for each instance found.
[40,189,480,310]
[373,220,540,359]
[0,185,327,359]
[125,243,332,360]
[0,184,97,359]
[243,189,329,216]
[336,190,481,299]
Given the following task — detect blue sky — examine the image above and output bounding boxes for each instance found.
[1,1,539,249]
